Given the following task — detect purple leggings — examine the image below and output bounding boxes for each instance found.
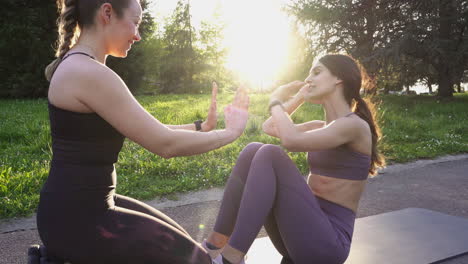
[213,143,356,264]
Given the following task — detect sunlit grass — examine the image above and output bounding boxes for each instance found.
[1,93,467,218]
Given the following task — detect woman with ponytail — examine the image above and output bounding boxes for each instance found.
[37,0,248,263]
[203,54,385,264]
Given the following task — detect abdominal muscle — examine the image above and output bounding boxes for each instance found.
[307,173,367,213]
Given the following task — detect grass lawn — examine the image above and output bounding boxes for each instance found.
[1,93,467,219]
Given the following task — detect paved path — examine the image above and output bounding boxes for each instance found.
[1,154,467,263]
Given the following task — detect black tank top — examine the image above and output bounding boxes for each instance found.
[42,101,125,194]
[42,52,125,198]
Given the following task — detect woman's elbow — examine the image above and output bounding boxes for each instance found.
[147,138,176,159]
[158,149,175,159]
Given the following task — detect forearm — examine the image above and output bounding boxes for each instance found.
[161,129,236,158]
[166,124,197,131]
[270,105,299,149]
[283,94,305,114]
[262,95,304,134]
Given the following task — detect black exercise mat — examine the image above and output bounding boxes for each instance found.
[345,208,468,264]
[248,208,468,264]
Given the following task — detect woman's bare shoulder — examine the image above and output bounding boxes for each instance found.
[49,56,123,110]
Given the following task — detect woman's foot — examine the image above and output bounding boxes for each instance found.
[212,244,247,264]
[211,255,246,264]
[202,239,223,259]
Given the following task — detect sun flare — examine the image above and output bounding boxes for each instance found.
[152,0,293,90]
[221,0,292,89]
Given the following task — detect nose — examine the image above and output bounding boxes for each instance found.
[304,74,313,83]
[134,30,141,42]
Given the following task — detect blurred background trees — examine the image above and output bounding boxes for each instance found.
[287,0,468,97]
[0,0,229,97]
[0,0,466,98]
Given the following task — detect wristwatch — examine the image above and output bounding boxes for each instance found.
[194,120,203,131]
[268,100,284,114]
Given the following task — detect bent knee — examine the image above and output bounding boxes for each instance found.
[257,144,286,157]
[244,142,264,151]
[238,142,264,157]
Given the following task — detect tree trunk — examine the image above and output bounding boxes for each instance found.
[427,79,433,93]
[437,68,454,97]
[437,0,455,97]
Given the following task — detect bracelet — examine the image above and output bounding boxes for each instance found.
[194,120,203,131]
[268,100,284,114]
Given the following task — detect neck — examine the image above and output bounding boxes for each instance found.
[72,29,108,64]
[322,96,352,124]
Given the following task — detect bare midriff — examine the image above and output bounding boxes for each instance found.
[307,173,367,213]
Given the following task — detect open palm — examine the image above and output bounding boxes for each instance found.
[201,82,218,132]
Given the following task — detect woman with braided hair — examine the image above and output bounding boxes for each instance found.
[36,0,248,263]
[203,54,386,264]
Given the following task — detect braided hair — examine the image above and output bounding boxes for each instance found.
[45,0,133,81]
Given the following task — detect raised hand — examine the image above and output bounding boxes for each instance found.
[201,82,218,132]
[299,83,322,104]
[270,81,307,103]
[224,87,249,138]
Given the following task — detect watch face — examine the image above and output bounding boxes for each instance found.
[195,120,202,131]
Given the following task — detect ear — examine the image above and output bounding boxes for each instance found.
[98,3,113,24]
[335,77,343,86]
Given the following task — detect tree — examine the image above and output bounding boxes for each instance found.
[0,0,57,98]
[287,0,468,97]
[278,23,316,84]
[388,0,468,97]
[194,6,230,92]
[287,0,404,90]
[159,0,197,93]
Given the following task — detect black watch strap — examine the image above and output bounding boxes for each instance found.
[194,120,203,131]
[268,100,284,114]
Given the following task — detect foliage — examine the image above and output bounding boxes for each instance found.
[286,0,468,97]
[156,0,231,94]
[0,0,232,98]
[1,94,468,218]
[0,0,57,98]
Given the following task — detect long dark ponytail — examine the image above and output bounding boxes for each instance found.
[319,54,385,176]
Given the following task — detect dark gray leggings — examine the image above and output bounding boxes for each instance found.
[213,143,356,264]
[37,193,212,264]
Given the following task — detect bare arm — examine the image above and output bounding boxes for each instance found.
[262,88,325,137]
[75,63,248,158]
[262,93,304,137]
[270,105,358,152]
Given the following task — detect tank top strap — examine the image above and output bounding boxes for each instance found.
[62,52,95,62]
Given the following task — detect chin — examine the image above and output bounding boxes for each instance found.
[109,49,129,58]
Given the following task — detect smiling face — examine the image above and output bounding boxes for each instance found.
[105,0,142,58]
[303,61,341,103]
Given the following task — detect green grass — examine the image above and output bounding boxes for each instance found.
[1,93,467,219]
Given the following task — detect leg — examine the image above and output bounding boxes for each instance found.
[264,211,294,264]
[208,142,264,248]
[67,206,212,264]
[114,193,189,235]
[225,144,352,264]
